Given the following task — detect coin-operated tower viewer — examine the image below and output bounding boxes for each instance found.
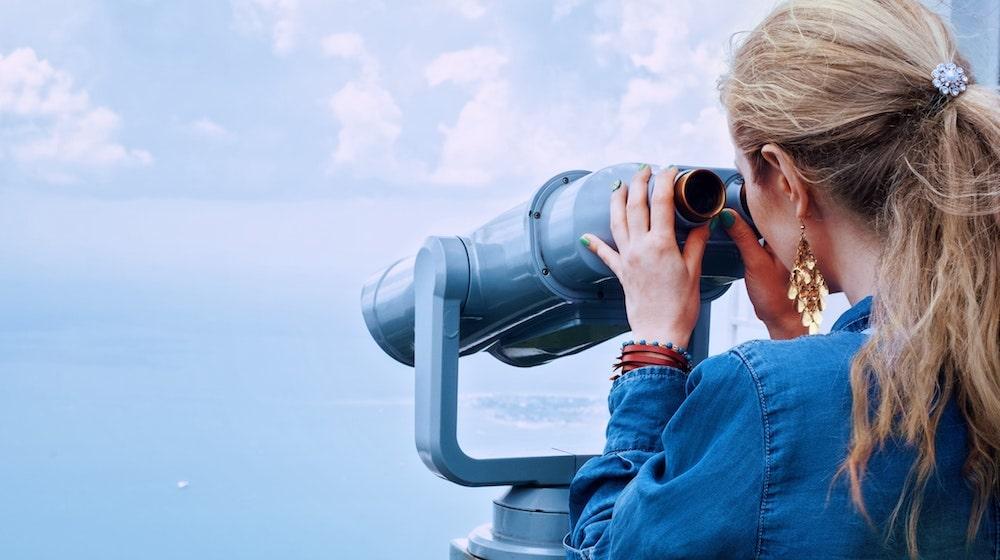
[361,162,759,559]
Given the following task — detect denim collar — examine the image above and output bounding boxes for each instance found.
[830,294,874,333]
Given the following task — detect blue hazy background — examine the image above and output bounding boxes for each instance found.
[0,1,959,558]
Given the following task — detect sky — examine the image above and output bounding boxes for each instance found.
[0,0,970,558]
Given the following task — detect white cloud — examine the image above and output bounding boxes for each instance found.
[552,0,585,20]
[419,1,782,189]
[677,105,735,160]
[188,117,231,139]
[447,0,486,19]
[322,32,378,79]
[592,0,778,167]
[320,32,365,59]
[323,33,403,168]
[231,0,299,55]
[0,47,152,171]
[0,50,88,116]
[424,46,591,187]
[429,82,511,185]
[329,80,402,165]
[425,47,513,185]
[616,77,683,139]
[309,1,779,191]
[615,1,695,75]
[425,46,508,87]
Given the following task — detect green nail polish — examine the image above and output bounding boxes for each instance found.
[709,216,719,231]
[720,209,736,229]
[639,163,649,171]
[579,235,591,247]
[611,179,623,191]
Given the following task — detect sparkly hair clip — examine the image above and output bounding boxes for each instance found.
[931,62,969,98]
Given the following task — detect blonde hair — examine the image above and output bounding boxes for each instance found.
[719,0,1000,556]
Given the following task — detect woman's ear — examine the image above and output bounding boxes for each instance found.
[760,143,813,221]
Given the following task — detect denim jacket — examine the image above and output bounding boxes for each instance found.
[565,295,998,559]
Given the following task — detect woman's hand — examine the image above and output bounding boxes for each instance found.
[580,165,712,349]
[720,209,808,340]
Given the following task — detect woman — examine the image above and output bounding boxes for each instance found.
[568,0,1000,558]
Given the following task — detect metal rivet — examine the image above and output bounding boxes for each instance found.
[562,177,570,184]
[541,268,549,276]
[532,211,541,219]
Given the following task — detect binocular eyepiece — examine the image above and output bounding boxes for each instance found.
[361,163,759,369]
[673,168,729,224]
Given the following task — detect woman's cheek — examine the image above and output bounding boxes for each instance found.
[745,182,768,233]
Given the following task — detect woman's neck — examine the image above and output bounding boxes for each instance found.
[814,213,881,305]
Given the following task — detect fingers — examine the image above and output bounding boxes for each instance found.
[580,234,623,278]
[626,164,652,234]
[650,166,678,243]
[682,221,712,276]
[610,177,629,251]
[721,208,767,269]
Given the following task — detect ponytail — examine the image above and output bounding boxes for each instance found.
[848,84,1000,553]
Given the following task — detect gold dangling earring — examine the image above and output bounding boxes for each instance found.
[787,221,829,335]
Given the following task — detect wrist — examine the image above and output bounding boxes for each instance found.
[612,339,693,380]
[629,331,691,350]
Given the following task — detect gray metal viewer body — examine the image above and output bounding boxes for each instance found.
[364,163,755,558]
